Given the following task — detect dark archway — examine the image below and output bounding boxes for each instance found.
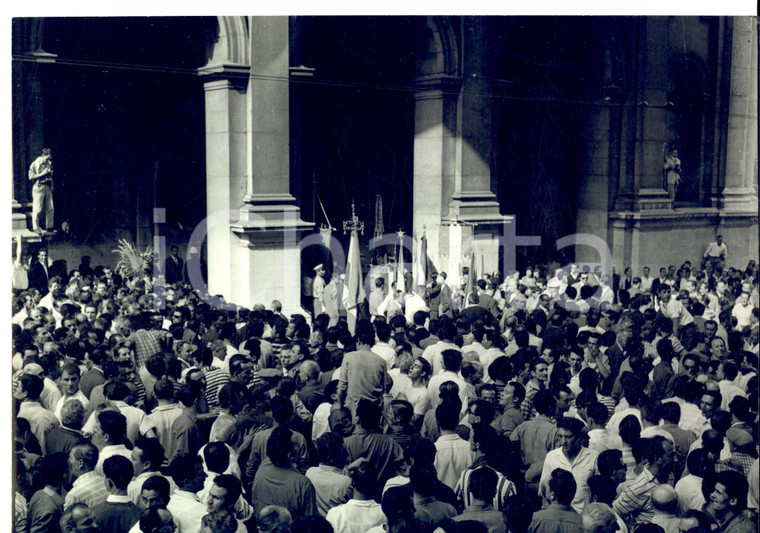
[32,17,215,247]
[291,16,424,250]
[667,54,710,205]
[493,17,613,269]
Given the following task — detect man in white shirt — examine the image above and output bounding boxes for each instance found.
[404,286,428,326]
[166,453,208,533]
[146,378,183,455]
[703,235,727,271]
[92,411,133,477]
[55,363,90,421]
[731,292,754,331]
[16,373,59,452]
[23,361,61,413]
[657,286,693,336]
[427,349,470,413]
[640,266,654,293]
[326,459,386,533]
[372,322,396,368]
[422,320,460,376]
[540,417,599,514]
[674,449,708,514]
[82,381,156,444]
[433,401,475,490]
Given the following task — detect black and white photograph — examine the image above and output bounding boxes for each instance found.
[9,12,760,533]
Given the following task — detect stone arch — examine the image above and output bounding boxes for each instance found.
[417,16,462,78]
[666,53,710,204]
[206,16,249,67]
[595,18,630,94]
[667,53,710,99]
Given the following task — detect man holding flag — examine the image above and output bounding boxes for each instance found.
[413,232,428,289]
[437,272,452,319]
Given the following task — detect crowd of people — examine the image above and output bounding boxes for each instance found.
[11,238,760,533]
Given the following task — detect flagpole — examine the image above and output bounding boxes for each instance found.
[396,230,405,294]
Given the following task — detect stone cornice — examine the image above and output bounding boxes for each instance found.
[197,63,250,87]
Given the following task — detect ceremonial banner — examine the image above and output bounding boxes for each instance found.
[465,249,476,305]
[319,226,332,248]
[396,237,406,294]
[343,229,365,334]
[413,234,428,288]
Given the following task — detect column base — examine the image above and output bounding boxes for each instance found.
[12,212,43,244]
[719,187,758,213]
[229,199,314,313]
[438,216,513,286]
[633,188,673,211]
[448,191,504,222]
[440,191,510,281]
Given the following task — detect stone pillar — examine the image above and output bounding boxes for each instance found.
[12,18,53,244]
[447,19,498,220]
[412,75,460,275]
[231,16,313,313]
[445,18,506,275]
[632,17,672,211]
[721,16,758,213]
[413,18,507,279]
[201,64,249,303]
[610,89,632,212]
[577,95,612,265]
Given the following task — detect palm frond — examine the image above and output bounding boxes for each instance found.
[112,239,153,278]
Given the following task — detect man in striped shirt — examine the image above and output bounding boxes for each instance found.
[455,423,517,512]
[612,436,676,528]
[65,443,109,511]
[194,347,231,411]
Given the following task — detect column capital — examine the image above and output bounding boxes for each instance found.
[414,74,462,99]
[198,63,250,88]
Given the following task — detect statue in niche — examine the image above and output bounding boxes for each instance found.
[663,146,682,205]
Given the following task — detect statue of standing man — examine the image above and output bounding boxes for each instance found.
[663,147,682,205]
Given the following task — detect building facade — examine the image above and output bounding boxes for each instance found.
[12,16,758,309]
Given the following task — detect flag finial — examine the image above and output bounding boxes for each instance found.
[343,200,364,235]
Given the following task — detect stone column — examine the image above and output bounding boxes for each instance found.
[721,16,758,213]
[199,70,249,300]
[12,18,53,244]
[412,74,460,275]
[577,95,612,265]
[632,17,672,211]
[231,16,312,313]
[445,18,505,275]
[198,16,252,300]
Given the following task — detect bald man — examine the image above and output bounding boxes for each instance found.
[581,503,618,533]
[650,485,679,533]
[297,360,325,414]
